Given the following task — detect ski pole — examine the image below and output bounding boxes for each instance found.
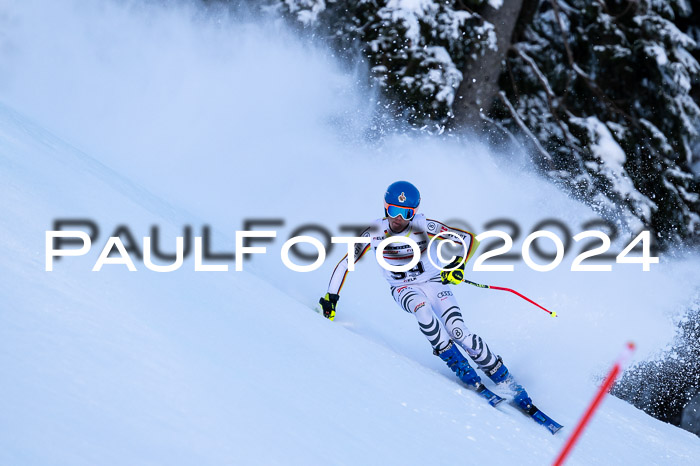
[461,278,557,317]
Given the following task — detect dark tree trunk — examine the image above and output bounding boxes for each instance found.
[452,0,528,131]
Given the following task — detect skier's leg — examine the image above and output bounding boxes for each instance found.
[425,281,533,408]
[390,284,481,387]
[390,284,451,353]
[424,281,500,372]
[463,336,534,411]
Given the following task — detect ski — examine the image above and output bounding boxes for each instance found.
[515,403,563,435]
[475,383,505,407]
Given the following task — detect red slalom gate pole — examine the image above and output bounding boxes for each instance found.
[461,279,558,317]
[553,342,636,466]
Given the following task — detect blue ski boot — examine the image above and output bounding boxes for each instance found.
[484,356,533,410]
[484,355,510,384]
[510,382,533,411]
[435,341,481,387]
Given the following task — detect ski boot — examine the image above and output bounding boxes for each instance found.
[484,356,533,410]
[482,356,561,433]
[435,341,481,387]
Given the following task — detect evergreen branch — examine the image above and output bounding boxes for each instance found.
[497,91,554,166]
[515,47,555,99]
[480,113,525,149]
[550,0,576,69]
[549,1,635,123]
[514,46,578,153]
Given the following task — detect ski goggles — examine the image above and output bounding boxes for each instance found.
[384,202,417,220]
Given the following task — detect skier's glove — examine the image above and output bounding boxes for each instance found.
[440,256,465,285]
[319,293,339,321]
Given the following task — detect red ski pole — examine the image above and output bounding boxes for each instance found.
[461,278,558,317]
[553,342,637,466]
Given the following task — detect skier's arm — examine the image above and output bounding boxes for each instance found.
[326,227,372,295]
[320,227,371,321]
[426,219,480,264]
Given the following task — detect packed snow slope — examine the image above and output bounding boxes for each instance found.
[1,1,700,465]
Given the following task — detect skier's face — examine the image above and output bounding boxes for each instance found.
[388,215,410,232]
[384,201,416,232]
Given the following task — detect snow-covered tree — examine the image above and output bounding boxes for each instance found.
[613,296,700,428]
[272,0,496,125]
[499,0,700,245]
[675,1,700,176]
[265,0,700,246]
[500,2,700,431]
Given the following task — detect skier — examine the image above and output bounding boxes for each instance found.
[319,180,533,411]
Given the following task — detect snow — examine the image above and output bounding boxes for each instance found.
[589,117,626,166]
[488,0,504,9]
[683,393,700,435]
[1,0,700,464]
[635,14,697,51]
[645,43,669,67]
[570,115,656,222]
[384,0,434,43]
[284,0,328,26]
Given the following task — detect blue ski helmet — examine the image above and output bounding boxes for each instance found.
[384,181,420,220]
